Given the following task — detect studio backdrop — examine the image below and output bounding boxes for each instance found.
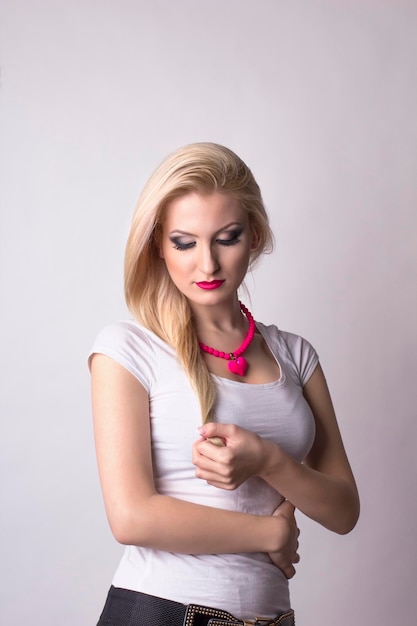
[0,1,416,625]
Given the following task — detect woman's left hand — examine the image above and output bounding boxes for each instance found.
[192,423,271,489]
[267,500,300,579]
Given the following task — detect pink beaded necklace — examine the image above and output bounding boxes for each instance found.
[198,301,256,376]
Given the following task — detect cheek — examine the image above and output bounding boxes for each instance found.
[162,250,190,280]
[234,245,252,271]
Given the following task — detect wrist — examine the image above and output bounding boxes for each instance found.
[257,438,284,480]
[262,514,288,553]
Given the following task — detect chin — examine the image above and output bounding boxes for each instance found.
[187,289,237,308]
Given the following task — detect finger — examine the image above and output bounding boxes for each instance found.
[193,455,218,472]
[198,422,237,442]
[293,553,300,564]
[206,436,226,447]
[193,446,227,471]
[194,462,240,488]
[196,441,235,467]
[194,462,228,482]
[195,467,238,489]
[206,480,238,491]
[199,439,227,455]
[284,564,296,579]
[193,441,221,463]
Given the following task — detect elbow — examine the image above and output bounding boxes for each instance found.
[108,513,137,545]
[106,504,153,546]
[111,521,137,546]
[336,516,359,535]
[342,505,360,535]
[334,494,360,535]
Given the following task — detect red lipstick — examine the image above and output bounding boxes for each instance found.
[196,280,225,290]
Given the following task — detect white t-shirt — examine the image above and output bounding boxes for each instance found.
[89,319,319,619]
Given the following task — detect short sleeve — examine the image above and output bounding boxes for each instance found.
[88,320,156,392]
[254,322,319,388]
[297,336,319,386]
[279,331,319,387]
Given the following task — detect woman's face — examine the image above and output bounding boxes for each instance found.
[160,191,253,310]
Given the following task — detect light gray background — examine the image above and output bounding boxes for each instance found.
[1,1,416,625]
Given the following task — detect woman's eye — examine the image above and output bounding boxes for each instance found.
[170,238,195,251]
[217,233,241,246]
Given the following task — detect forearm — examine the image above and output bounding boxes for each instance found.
[260,440,359,534]
[108,492,283,553]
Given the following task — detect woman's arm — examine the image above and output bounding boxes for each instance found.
[90,354,297,574]
[193,364,360,535]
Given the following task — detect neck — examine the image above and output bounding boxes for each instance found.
[197,300,256,377]
[191,298,245,335]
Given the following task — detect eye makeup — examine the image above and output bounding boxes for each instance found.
[216,227,243,246]
[169,226,244,251]
[169,237,196,251]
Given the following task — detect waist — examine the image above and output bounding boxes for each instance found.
[99,587,295,626]
[113,547,290,617]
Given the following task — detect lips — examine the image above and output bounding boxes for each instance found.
[196,280,225,290]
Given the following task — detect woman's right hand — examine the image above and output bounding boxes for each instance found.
[268,500,300,579]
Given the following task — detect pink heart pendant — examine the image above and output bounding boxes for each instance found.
[228,356,248,376]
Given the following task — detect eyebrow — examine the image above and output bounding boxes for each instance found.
[168,222,244,237]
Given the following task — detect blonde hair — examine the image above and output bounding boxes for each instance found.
[124,142,273,424]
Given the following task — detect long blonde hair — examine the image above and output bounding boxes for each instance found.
[124,142,273,424]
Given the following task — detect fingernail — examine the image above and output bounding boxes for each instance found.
[197,426,206,435]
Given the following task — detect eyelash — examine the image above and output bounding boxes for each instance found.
[172,241,195,251]
[217,235,241,247]
[171,233,242,251]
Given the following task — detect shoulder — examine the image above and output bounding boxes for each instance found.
[90,320,154,359]
[256,320,316,354]
[88,320,172,390]
[256,321,319,387]
[92,319,153,343]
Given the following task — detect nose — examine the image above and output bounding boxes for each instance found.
[199,243,220,276]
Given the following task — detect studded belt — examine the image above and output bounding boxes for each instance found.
[183,602,295,626]
[98,586,295,626]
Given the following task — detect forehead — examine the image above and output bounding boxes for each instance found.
[162,192,248,232]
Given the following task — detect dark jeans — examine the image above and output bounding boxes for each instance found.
[97,586,185,626]
[97,586,295,626]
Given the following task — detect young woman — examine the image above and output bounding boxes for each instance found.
[89,142,359,626]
